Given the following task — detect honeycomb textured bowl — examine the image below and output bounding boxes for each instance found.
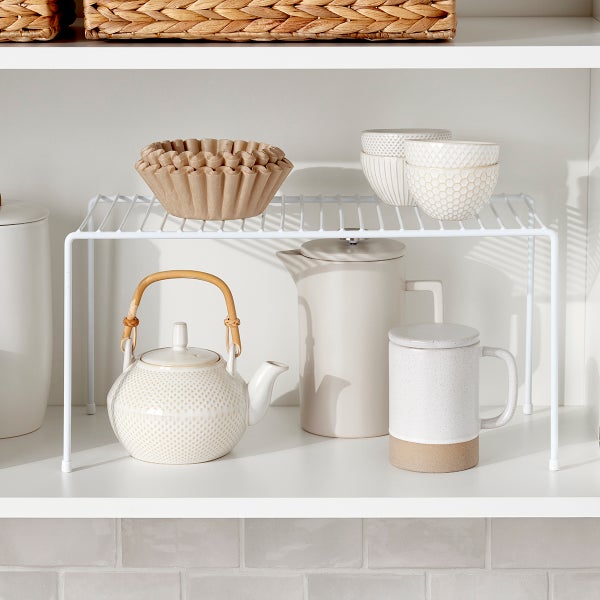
[405,140,500,169]
[361,129,452,158]
[407,164,500,221]
[361,153,414,206]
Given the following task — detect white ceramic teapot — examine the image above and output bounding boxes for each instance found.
[107,270,288,464]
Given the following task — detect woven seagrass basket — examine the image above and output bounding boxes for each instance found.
[84,0,456,41]
[0,0,74,41]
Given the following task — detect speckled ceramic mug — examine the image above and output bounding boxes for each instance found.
[388,323,517,473]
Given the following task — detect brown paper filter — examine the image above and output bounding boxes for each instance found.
[135,138,293,220]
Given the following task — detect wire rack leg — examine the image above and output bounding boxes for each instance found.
[549,230,560,471]
[87,230,96,415]
[524,225,535,416]
[62,235,74,473]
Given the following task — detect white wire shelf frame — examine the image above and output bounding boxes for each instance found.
[63,193,559,473]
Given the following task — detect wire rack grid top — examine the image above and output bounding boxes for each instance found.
[73,193,550,240]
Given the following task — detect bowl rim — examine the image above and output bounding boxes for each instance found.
[361,128,452,137]
[406,163,500,172]
[360,151,404,160]
[404,140,499,148]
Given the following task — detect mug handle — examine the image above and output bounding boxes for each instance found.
[405,280,444,323]
[480,346,518,430]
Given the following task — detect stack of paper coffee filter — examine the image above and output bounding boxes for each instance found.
[136,139,293,220]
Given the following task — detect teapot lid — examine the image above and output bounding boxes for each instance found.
[300,238,406,262]
[389,323,480,349]
[140,322,219,367]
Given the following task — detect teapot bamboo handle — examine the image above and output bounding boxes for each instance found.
[120,270,242,357]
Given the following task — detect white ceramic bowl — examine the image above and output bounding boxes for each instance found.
[405,140,500,169]
[361,129,452,158]
[406,163,500,221]
[361,152,414,206]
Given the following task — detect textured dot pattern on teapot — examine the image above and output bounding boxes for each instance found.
[107,362,247,464]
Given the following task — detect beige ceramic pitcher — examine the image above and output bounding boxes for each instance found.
[278,237,443,438]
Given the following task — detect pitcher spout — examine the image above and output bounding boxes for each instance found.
[248,361,289,425]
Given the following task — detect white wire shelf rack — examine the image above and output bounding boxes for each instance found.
[74,193,549,239]
[63,193,559,474]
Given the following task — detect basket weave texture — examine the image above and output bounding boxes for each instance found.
[0,0,73,41]
[84,0,456,41]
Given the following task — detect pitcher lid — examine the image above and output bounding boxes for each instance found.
[140,322,220,367]
[389,323,480,349]
[300,238,406,262]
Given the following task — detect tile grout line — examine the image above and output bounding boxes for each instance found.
[180,569,187,600]
[485,518,492,569]
[547,571,553,600]
[425,570,431,600]
[57,569,65,600]
[116,519,123,568]
[303,572,309,600]
[239,519,245,572]
[362,519,368,570]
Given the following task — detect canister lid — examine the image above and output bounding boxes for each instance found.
[300,238,406,262]
[0,200,49,226]
[389,323,480,349]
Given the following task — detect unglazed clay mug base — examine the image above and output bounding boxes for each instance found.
[389,436,479,473]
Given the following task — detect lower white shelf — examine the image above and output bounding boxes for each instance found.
[0,406,598,518]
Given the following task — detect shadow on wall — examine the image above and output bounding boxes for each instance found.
[586,165,600,295]
[586,358,600,436]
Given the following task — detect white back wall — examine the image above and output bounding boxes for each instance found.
[0,70,589,409]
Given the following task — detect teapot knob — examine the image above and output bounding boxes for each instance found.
[173,322,188,351]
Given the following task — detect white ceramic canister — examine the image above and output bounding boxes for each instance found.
[0,200,51,438]
[278,238,443,438]
[388,323,517,472]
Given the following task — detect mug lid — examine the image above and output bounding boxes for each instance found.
[300,238,405,262]
[389,323,480,349]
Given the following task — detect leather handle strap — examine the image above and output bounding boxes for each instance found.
[120,270,241,357]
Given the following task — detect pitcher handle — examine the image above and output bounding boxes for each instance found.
[405,280,444,323]
[480,346,518,430]
[120,270,242,357]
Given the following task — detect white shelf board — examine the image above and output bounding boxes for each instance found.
[1,405,599,518]
[2,17,600,69]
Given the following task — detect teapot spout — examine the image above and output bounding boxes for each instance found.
[248,361,288,425]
